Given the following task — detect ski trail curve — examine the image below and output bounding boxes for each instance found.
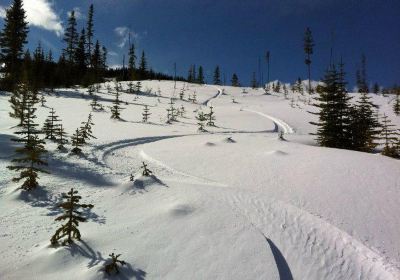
[203,86,223,107]
[242,108,295,134]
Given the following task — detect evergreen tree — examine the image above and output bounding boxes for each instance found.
[86,4,94,65]
[187,66,193,82]
[71,128,84,154]
[75,28,87,74]
[393,92,400,116]
[304,27,314,94]
[42,107,61,140]
[7,95,48,191]
[380,114,399,158]
[79,113,96,144]
[213,66,221,85]
[139,51,147,79]
[111,88,123,119]
[251,72,258,89]
[373,82,380,94]
[206,106,216,126]
[128,43,136,80]
[351,91,380,151]
[56,124,68,150]
[64,11,78,63]
[309,63,353,149]
[142,105,151,122]
[0,0,29,90]
[9,82,30,125]
[50,188,94,245]
[231,73,239,87]
[357,54,369,93]
[197,66,205,84]
[105,253,127,275]
[196,111,207,132]
[91,40,102,82]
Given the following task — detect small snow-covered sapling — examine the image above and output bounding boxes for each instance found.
[50,188,94,245]
[104,253,127,275]
[141,162,152,176]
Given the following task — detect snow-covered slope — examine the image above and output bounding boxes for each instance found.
[0,81,399,279]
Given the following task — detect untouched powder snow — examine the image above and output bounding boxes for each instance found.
[0,81,399,280]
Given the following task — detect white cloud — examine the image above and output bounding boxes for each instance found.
[0,6,6,18]
[68,7,85,20]
[114,26,139,49]
[0,0,63,37]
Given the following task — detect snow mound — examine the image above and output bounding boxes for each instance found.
[266,150,288,156]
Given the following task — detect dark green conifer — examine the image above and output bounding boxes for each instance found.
[213,66,221,85]
[50,188,94,245]
[142,105,151,122]
[104,253,127,275]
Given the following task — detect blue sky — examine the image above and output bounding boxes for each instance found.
[0,0,399,87]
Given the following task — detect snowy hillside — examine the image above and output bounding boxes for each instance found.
[1,80,399,280]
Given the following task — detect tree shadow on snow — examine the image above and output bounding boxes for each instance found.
[0,133,19,160]
[266,237,293,280]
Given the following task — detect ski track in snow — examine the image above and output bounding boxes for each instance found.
[202,87,223,107]
[242,108,295,134]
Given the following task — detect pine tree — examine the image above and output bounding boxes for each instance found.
[309,63,353,149]
[197,66,205,84]
[231,73,239,87]
[0,0,29,90]
[139,51,147,79]
[135,81,142,94]
[57,124,68,150]
[196,111,207,132]
[251,72,258,89]
[304,27,314,94]
[380,114,399,158]
[373,82,380,94]
[206,106,216,126]
[393,92,400,116]
[105,253,127,275]
[357,54,369,93]
[142,105,151,122]
[79,113,96,144]
[350,92,380,151]
[7,96,48,191]
[213,66,221,85]
[64,11,78,63]
[86,4,94,65]
[71,128,84,154]
[50,188,94,245]
[75,28,87,73]
[9,82,30,125]
[42,107,61,140]
[111,88,123,119]
[128,43,136,80]
[187,66,193,83]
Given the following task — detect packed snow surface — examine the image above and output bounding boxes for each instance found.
[0,80,399,279]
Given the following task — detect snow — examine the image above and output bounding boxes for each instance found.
[0,81,399,279]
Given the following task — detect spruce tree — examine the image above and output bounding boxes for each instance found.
[393,93,400,116]
[357,54,369,93]
[86,4,94,65]
[304,27,314,94]
[197,66,205,84]
[309,63,352,149]
[373,83,380,94]
[196,111,207,132]
[213,66,221,85]
[105,253,127,275]
[187,66,193,83]
[9,82,30,125]
[71,128,84,154]
[231,73,239,87]
[141,162,152,176]
[128,43,136,80]
[57,124,68,150]
[7,95,48,191]
[43,108,61,140]
[139,51,147,79]
[75,28,87,74]
[142,105,151,122]
[0,0,29,90]
[111,88,123,119]
[50,188,94,245]
[251,72,258,89]
[80,113,96,144]
[206,106,216,126]
[64,11,78,63]
[380,114,399,158]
